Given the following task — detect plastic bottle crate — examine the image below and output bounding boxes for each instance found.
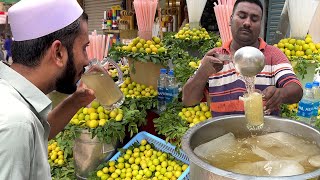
[109,131,190,180]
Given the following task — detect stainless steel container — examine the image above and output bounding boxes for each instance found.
[233,46,265,77]
[74,130,118,179]
[182,115,320,180]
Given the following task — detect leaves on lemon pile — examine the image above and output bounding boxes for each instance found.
[162,32,220,85]
[162,32,219,55]
[50,126,76,180]
[280,104,299,120]
[108,42,170,66]
[290,56,320,80]
[153,99,189,149]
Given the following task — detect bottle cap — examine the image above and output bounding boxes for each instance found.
[168,70,174,76]
[160,68,167,74]
[305,82,313,89]
[313,81,320,87]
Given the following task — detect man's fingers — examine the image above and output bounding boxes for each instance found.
[205,56,223,64]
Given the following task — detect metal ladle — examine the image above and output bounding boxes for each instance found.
[233,46,266,77]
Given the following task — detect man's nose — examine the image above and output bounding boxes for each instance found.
[243,17,251,28]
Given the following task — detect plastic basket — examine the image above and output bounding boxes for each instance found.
[109,131,190,180]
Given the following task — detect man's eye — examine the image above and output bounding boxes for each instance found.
[238,13,246,19]
[251,16,259,22]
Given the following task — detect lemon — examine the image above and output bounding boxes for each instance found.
[205,111,212,118]
[305,49,313,55]
[284,50,291,57]
[132,47,138,53]
[193,105,200,111]
[82,107,88,115]
[77,113,85,121]
[158,47,166,53]
[184,111,191,118]
[145,48,152,54]
[121,46,128,51]
[188,61,197,67]
[115,114,123,121]
[305,37,312,44]
[152,47,158,53]
[201,106,209,112]
[99,119,107,126]
[153,37,161,44]
[88,107,96,114]
[139,39,146,45]
[57,159,64,166]
[289,38,296,44]
[216,41,222,47]
[109,111,117,118]
[91,101,100,109]
[136,42,143,49]
[199,115,207,121]
[88,120,98,128]
[182,164,188,171]
[132,38,140,45]
[140,139,147,146]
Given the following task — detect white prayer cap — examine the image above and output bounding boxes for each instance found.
[8,0,83,41]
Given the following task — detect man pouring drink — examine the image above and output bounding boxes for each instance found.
[182,0,303,119]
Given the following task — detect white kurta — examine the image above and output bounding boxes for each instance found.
[0,62,52,180]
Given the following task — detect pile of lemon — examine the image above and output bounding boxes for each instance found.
[70,101,123,129]
[120,77,158,98]
[188,60,201,69]
[94,139,189,180]
[274,34,320,60]
[117,36,167,54]
[174,24,210,41]
[108,64,130,78]
[179,102,212,127]
[48,141,65,166]
[287,103,298,112]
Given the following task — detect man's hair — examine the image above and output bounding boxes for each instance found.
[233,0,263,14]
[11,12,88,67]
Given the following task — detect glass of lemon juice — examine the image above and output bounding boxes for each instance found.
[81,58,125,110]
[240,89,264,130]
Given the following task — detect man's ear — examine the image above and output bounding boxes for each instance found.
[51,40,67,67]
[229,15,233,26]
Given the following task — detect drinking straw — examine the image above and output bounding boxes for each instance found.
[133,0,158,32]
[104,34,111,58]
[213,0,235,44]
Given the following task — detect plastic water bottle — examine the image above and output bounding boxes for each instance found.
[157,68,167,112]
[311,81,320,125]
[165,70,179,103]
[297,82,314,124]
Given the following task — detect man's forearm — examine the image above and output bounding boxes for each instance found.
[182,71,209,106]
[48,95,83,139]
[281,83,303,104]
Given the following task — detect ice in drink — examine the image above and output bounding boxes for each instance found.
[81,72,124,110]
[240,91,264,130]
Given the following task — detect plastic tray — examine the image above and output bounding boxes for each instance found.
[109,131,190,180]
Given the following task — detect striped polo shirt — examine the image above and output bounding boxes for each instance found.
[205,38,301,117]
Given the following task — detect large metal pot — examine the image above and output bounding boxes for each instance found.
[182,115,320,180]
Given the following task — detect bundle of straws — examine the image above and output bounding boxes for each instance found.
[213,0,236,45]
[133,0,158,38]
[86,30,112,61]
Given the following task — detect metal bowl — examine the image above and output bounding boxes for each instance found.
[234,46,266,77]
[182,115,320,180]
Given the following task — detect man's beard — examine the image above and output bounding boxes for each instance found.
[55,50,78,94]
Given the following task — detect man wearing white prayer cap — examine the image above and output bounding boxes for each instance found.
[0,0,95,179]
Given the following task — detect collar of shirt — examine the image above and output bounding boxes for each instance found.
[222,38,267,54]
[0,62,52,119]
